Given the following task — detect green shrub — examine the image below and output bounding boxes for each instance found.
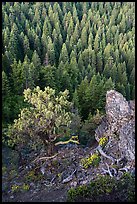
[11,183,30,193]
[22,183,30,191]
[67,173,135,202]
[25,169,45,182]
[2,166,7,174]
[79,111,104,146]
[11,184,20,193]
[81,153,101,168]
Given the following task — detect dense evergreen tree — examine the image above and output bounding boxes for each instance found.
[39,65,56,90]
[2,2,135,125]
[11,59,23,94]
[59,43,69,64]
[23,35,30,58]
[2,71,11,123]
[81,26,88,49]
[47,37,55,66]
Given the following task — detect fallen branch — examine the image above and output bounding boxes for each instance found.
[55,139,79,146]
[51,175,56,183]
[32,153,58,163]
[44,175,57,186]
[62,169,77,183]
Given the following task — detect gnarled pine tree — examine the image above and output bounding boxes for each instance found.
[9,86,72,156]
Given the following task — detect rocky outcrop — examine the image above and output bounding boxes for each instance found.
[95,90,135,162]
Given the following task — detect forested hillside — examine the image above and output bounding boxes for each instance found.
[2,2,135,202]
[2,2,135,124]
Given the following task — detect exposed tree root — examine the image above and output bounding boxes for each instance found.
[95,145,130,178]
[96,145,115,164]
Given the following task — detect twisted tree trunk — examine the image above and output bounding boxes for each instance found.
[96,145,115,164]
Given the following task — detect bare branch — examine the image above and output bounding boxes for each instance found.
[116,157,124,165]
[105,163,113,177]
[62,169,77,183]
[55,139,79,146]
[119,167,129,172]
[32,153,58,163]
[111,167,117,176]
[50,136,57,142]
[102,167,109,174]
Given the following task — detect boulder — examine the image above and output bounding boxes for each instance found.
[95,90,135,162]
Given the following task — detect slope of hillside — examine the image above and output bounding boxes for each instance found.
[2,90,135,202]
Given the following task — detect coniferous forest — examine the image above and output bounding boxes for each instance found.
[2,2,135,202]
[2,2,135,124]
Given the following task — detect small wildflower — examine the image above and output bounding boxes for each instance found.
[99,136,108,148]
[11,185,20,192]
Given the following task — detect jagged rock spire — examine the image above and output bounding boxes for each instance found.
[95,90,135,161]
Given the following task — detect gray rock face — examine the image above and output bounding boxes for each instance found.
[106,90,130,127]
[95,90,135,162]
[118,120,135,160]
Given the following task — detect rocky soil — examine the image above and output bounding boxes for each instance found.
[2,143,99,202]
[2,90,135,202]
